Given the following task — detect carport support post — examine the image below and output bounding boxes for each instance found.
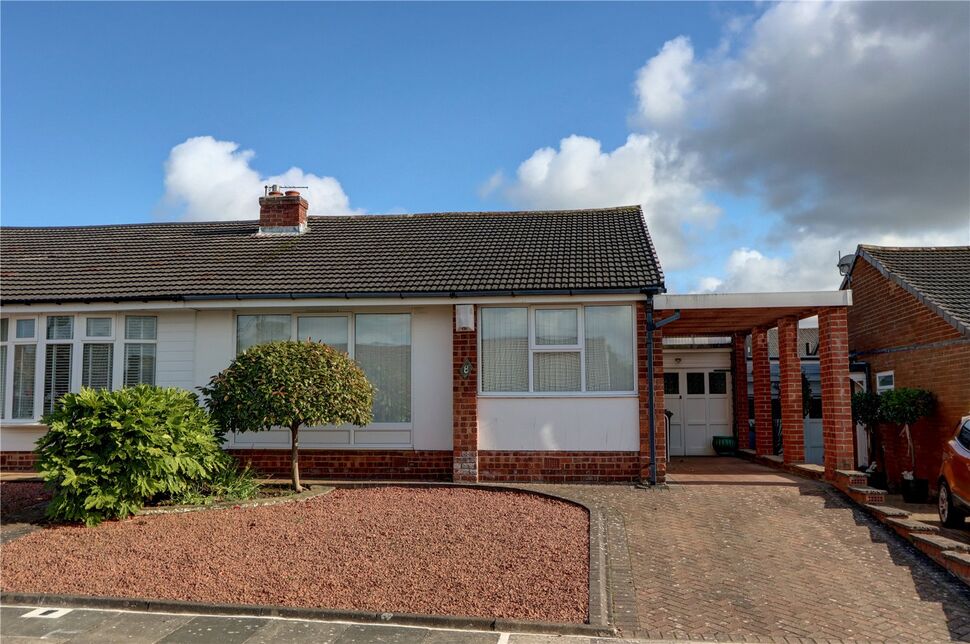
[751,327,773,457]
[778,317,805,464]
[646,306,679,485]
[731,333,750,448]
[818,307,854,479]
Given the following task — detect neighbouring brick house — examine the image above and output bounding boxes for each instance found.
[842,245,970,491]
[0,188,859,483]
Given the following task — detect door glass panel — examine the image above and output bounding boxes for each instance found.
[664,372,680,395]
[686,372,705,395]
[708,372,727,395]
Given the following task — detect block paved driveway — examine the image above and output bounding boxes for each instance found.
[526,458,970,643]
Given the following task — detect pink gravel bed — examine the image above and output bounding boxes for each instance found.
[0,482,51,518]
[0,486,589,623]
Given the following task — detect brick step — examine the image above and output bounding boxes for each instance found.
[865,504,910,519]
[885,516,939,540]
[942,551,970,585]
[912,533,970,553]
[835,469,870,487]
[848,485,887,505]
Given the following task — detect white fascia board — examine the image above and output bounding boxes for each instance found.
[1,292,646,314]
[654,290,852,310]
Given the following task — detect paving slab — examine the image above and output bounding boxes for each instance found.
[240,618,350,643]
[0,606,118,639]
[421,631,499,644]
[333,623,432,643]
[69,611,192,643]
[157,616,265,644]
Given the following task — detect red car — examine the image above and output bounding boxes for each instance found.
[939,415,970,528]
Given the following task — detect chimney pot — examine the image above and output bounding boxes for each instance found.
[284,190,300,197]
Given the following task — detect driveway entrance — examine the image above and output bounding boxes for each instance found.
[530,458,970,642]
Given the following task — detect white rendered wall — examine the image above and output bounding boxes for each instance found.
[478,397,639,451]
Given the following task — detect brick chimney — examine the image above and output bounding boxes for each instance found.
[258,186,308,235]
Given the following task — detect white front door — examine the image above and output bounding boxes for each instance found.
[666,369,732,456]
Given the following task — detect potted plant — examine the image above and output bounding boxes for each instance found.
[852,391,886,489]
[879,387,936,503]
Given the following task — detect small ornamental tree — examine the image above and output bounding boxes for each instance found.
[203,340,374,491]
[879,387,936,477]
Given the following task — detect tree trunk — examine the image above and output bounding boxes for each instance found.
[290,422,303,492]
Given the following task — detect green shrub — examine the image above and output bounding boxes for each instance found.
[170,462,261,506]
[878,387,936,426]
[851,391,882,427]
[36,386,228,525]
[203,340,374,491]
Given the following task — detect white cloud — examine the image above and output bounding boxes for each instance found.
[478,170,505,199]
[162,136,357,221]
[504,134,720,270]
[698,228,968,293]
[634,36,694,127]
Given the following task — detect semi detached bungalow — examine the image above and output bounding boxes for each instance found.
[0,190,857,483]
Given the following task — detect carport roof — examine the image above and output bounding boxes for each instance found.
[653,291,852,336]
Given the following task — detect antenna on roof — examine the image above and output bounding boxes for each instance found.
[264,185,309,196]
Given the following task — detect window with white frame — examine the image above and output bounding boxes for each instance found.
[480,304,636,394]
[233,313,412,425]
[1,317,39,419]
[876,371,895,393]
[124,316,157,386]
[0,314,158,421]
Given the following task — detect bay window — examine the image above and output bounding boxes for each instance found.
[480,304,636,395]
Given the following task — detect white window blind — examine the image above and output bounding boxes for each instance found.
[480,308,529,392]
[480,304,635,394]
[236,315,290,354]
[298,316,349,353]
[534,351,581,392]
[44,343,72,414]
[125,316,157,340]
[355,314,411,423]
[47,316,74,340]
[124,344,156,386]
[82,344,113,390]
[584,306,634,392]
[12,345,35,418]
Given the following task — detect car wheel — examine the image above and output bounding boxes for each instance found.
[939,481,966,528]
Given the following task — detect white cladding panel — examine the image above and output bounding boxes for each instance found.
[478,397,639,451]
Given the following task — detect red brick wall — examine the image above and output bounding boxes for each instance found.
[479,451,640,482]
[642,303,666,483]
[819,307,854,478]
[227,449,452,480]
[258,194,308,228]
[732,332,750,447]
[778,316,805,464]
[751,327,773,456]
[847,260,970,487]
[453,305,479,482]
[0,451,37,472]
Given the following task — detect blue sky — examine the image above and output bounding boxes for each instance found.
[3,2,967,293]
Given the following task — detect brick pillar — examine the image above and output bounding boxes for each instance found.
[751,327,773,456]
[731,332,750,448]
[453,305,479,482]
[778,317,805,464]
[638,302,666,483]
[819,307,854,479]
